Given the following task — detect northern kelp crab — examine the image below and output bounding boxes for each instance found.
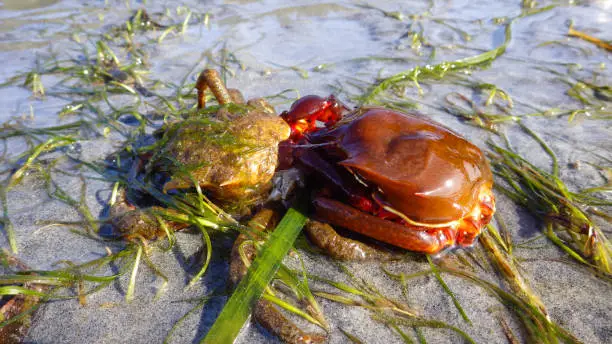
[280,96,496,255]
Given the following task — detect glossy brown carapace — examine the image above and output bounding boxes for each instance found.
[282,97,495,254]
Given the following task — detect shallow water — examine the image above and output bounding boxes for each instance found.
[0,1,610,343]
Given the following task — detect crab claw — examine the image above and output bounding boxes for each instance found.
[313,196,454,254]
[455,188,496,246]
[281,95,349,141]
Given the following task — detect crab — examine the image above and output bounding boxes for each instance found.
[279,95,496,255]
[149,69,290,204]
[109,69,290,239]
[228,93,496,343]
[105,70,496,344]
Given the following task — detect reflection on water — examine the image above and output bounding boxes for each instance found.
[1,0,59,11]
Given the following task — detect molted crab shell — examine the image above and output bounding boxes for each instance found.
[152,110,290,201]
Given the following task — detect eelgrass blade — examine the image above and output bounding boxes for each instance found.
[498,315,521,344]
[187,224,213,288]
[489,131,612,275]
[7,136,76,188]
[0,186,18,253]
[261,292,326,329]
[0,272,119,285]
[126,245,142,302]
[275,263,328,330]
[426,256,471,324]
[340,328,365,343]
[201,206,307,344]
[439,266,583,344]
[391,324,415,344]
[414,327,427,344]
[568,26,612,51]
[376,314,477,344]
[312,263,418,318]
[0,286,47,298]
[480,227,548,317]
[360,22,513,104]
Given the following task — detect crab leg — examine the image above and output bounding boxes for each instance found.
[0,256,48,343]
[296,149,369,202]
[304,220,392,260]
[108,189,189,241]
[229,209,327,344]
[313,197,455,254]
[195,69,233,108]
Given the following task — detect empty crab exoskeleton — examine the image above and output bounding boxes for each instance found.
[109,69,290,239]
[151,69,291,204]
